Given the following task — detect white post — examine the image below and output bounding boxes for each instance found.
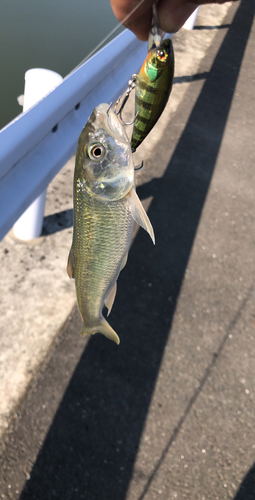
[13,69,63,240]
[183,7,199,30]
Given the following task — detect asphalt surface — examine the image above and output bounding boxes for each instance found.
[0,1,254,499]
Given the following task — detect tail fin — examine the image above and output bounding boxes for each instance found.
[81,317,120,345]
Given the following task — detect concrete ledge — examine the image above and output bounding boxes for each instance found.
[0,2,235,440]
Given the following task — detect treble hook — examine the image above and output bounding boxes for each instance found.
[115,74,137,126]
[134,161,144,171]
[106,102,112,116]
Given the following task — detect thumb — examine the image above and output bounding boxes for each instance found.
[158,1,199,33]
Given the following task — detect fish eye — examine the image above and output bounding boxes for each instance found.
[86,143,106,161]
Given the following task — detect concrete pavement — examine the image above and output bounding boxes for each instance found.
[0,1,254,499]
[0,0,234,440]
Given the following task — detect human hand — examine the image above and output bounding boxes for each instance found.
[110,0,235,40]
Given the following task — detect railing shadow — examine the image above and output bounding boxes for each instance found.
[233,463,255,500]
[19,1,253,499]
[42,208,73,235]
[173,71,210,84]
[194,24,231,30]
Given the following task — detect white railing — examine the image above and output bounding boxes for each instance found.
[0,30,147,241]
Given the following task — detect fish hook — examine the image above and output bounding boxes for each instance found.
[106,102,113,116]
[134,161,144,171]
[115,75,137,126]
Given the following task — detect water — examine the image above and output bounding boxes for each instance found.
[0,0,123,130]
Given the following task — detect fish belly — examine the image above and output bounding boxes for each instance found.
[72,190,134,328]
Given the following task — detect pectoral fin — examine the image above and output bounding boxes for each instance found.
[129,188,155,244]
[67,247,75,278]
[104,282,117,316]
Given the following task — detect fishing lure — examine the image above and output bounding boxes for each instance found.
[115,3,174,152]
[130,37,174,152]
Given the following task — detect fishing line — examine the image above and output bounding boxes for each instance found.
[70,0,148,72]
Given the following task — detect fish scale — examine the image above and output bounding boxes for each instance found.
[72,185,133,328]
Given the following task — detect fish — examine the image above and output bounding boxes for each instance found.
[130,38,174,152]
[67,103,155,344]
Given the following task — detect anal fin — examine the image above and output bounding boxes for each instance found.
[121,252,128,270]
[104,282,117,316]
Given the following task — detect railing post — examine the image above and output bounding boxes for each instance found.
[13,68,63,240]
[0,31,147,242]
[183,7,199,30]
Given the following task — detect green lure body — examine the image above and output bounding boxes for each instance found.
[131,39,174,152]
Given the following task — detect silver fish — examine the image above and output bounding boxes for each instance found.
[67,103,155,344]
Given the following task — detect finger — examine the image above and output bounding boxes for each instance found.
[110,0,154,41]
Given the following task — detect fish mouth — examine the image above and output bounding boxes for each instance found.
[93,103,130,146]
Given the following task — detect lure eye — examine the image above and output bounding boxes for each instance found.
[156,49,168,62]
[86,143,106,161]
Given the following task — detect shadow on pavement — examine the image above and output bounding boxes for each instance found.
[42,208,73,235]
[173,72,210,84]
[234,463,255,500]
[194,24,231,30]
[19,2,253,499]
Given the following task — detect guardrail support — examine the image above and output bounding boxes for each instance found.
[0,31,147,242]
[13,69,63,240]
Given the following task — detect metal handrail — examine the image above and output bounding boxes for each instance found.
[0,30,147,241]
